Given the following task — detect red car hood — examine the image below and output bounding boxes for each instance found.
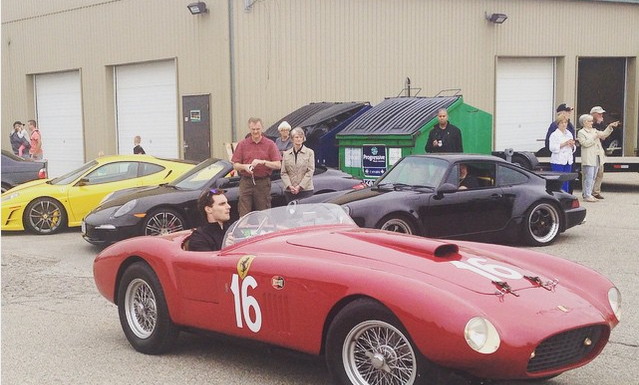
[286,227,557,295]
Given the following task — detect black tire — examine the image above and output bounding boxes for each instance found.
[143,209,185,236]
[326,298,440,385]
[117,262,179,354]
[511,154,532,170]
[376,214,418,235]
[522,201,562,246]
[23,197,67,235]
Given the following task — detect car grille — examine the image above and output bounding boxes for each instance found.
[527,325,607,373]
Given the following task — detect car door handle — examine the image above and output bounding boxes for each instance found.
[490,193,503,199]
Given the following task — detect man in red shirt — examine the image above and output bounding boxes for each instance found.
[232,117,282,218]
[28,120,43,160]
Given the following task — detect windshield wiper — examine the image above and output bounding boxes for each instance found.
[372,183,395,191]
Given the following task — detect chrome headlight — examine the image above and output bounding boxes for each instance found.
[464,317,500,354]
[114,199,137,218]
[608,287,621,321]
[1,192,20,202]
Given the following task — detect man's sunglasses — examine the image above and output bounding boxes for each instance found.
[206,188,225,198]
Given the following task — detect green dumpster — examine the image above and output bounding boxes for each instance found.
[336,96,492,181]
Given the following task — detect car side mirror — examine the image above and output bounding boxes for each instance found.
[77,178,89,186]
[436,183,458,197]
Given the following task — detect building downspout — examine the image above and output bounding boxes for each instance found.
[228,0,237,142]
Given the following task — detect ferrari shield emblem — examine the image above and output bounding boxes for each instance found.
[237,255,255,279]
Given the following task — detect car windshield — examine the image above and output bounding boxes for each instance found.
[49,160,98,185]
[222,203,355,248]
[171,159,228,190]
[376,157,448,188]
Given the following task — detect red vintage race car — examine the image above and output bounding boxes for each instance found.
[93,203,621,385]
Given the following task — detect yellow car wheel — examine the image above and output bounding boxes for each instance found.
[24,197,67,235]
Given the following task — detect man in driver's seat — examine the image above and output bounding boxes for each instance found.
[458,164,480,190]
[189,189,231,251]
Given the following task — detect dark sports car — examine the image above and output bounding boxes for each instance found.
[1,149,47,193]
[82,158,364,245]
[93,203,620,385]
[302,154,586,246]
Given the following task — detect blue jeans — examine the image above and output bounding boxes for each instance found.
[550,163,572,192]
[581,165,598,198]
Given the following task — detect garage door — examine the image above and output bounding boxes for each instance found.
[495,58,555,152]
[34,71,84,178]
[115,60,178,158]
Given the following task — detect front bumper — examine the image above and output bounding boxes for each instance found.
[82,206,142,245]
[1,203,26,231]
[81,220,139,245]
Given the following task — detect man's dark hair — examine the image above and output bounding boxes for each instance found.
[197,188,225,218]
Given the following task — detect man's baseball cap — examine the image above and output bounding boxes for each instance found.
[13,121,23,126]
[556,103,573,112]
[590,106,606,114]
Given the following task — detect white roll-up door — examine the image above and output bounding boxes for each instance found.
[115,60,178,158]
[34,71,84,178]
[495,58,555,152]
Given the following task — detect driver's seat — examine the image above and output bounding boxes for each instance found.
[182,237,191,251]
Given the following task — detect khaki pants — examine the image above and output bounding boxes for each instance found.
[238,176,272,218]
[593,166,604,195]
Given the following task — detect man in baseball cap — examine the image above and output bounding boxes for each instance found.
[556,103,574,113]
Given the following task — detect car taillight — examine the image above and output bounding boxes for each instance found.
[351,182,366,190]
[38,168,47,179]
[571,199,580,209]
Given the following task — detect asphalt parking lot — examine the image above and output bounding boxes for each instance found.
[2,172,638,385]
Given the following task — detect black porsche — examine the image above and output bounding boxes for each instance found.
[81,158,364,245]
[301,154,586,246]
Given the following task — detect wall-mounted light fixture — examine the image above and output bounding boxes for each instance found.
[187,2,208,15]
[486,13,508,24]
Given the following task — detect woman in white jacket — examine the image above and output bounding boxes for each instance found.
[548,114,576,192]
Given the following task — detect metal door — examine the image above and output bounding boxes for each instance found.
[182,94,211,162]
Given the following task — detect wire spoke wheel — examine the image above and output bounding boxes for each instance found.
[144,210,184,236]
[118,263,179,354]
[124,278,157,339]
[344,320,417,385]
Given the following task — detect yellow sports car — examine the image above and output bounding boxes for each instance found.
[1,155,195,235]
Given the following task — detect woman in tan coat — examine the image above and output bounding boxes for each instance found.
[281,127,315,203]
[577,114,618,202]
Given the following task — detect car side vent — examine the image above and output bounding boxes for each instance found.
[434,244,459,258]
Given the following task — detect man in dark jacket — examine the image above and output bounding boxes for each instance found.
[189,188,231,252]
[425,108,463,153]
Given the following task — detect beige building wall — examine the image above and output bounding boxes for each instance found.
[2,0,638,159]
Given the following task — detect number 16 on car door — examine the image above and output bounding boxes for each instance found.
[230,255,262,333]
